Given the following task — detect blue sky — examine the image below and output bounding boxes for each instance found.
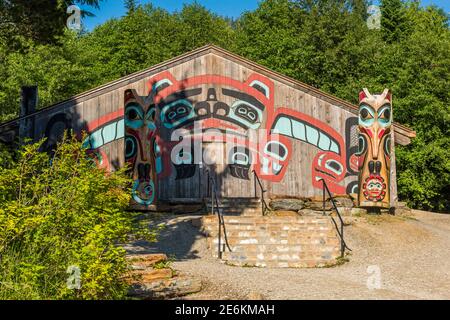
[80,0,450,31]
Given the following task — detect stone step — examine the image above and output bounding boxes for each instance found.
[205,197,261,204]
[202,216,331,225]
[203,224,335,232]
[208,236,340,246]
[199,214,342,268]
[203,217,330,224]
[219,251,339,261]
[206,202,262,208]
[126,253,168,270]
[204,208,263,216]
[203,224,332,231]
[129,276,202,299]
[214,243,341,253]
[222,259,336,268]
[125,268,173,284]
[204,229,337,239]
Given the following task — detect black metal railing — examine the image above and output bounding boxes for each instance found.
[319,178,351,257]
[252,170,270,216]
[205,169,231,259]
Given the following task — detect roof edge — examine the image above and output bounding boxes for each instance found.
[0,44,416,139]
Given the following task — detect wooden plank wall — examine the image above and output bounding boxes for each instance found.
[29,51,365,201]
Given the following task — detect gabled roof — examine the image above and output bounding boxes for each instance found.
[0,44,416,144]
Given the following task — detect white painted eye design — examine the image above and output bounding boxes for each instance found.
[325,159,344,176]
[229,101,262,129]
[264,141,288,161]
[359,104,375,127]
[160,99,194,129]
[231,152,250,166]
[378,104,391,127]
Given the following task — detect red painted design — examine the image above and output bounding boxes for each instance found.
[359,90,367,102]
[80,71,353,195]
[147,71,349,193]
[85,109,124,132]
[361,127,373,138]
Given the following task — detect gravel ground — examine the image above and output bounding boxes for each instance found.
[126,210,450,300]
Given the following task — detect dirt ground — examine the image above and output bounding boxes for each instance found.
[126,210,450,300]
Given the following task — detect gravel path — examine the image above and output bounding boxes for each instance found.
[127,210,450,300]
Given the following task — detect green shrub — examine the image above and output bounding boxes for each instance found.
[0,134,154,299]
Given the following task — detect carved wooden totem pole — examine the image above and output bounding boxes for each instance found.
[124,89,158,209]
[358,88,392,209]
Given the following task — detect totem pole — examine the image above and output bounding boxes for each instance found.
[358,88,392,209]
[124,89,158,208]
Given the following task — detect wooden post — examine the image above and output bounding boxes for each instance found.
[19,86,38,144]
[390,109,399,211]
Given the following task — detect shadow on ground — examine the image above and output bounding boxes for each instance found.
[126,215,207,261]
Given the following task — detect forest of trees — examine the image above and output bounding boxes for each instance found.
[0,0,448,211]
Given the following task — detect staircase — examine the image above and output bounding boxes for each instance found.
[201,215,342,268]
[205,197,262,216]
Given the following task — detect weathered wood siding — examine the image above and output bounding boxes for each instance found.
[7,46,413,206]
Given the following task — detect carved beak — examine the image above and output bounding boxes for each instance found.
[371,124,381,160]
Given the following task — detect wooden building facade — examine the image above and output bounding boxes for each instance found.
[0,45,416,209]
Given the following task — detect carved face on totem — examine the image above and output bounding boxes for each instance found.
[124,89,161,207]
[358,88,392,208]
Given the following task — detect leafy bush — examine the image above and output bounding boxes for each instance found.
[0,134,156,299]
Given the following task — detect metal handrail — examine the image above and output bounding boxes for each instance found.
[205,169,231,259]
[319,178,351,257]
[252,170,270,216]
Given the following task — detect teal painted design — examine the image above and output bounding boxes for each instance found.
[305,126,319,145]
[160,99,195,129]
[292,121,306,140]
[154,141,162,174]
[359,104,375,127]
[125,104,144,130]
[318,132,331,150]
[273,116,292,136]
[83,119,125,150]
[132,179,155,205]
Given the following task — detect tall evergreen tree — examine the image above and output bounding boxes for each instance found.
[0,0,102,47]
[380,0,406,43]
[124,0,137,14]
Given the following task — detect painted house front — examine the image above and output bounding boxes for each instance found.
[0,45,416,210]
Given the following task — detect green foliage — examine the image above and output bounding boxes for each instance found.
[0,134,154,299]
[0,143,14,169]
[380,0,407,43]
[124,0,137,14]
[236,0,449,211]
[0,1,448,211]
[0,32,94,122]
[0,0,102,48]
